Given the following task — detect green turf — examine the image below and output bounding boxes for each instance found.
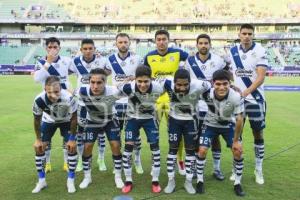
[0,75,300,200]
[265,76,300,85]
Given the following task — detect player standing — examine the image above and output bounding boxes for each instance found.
[70,39,106,172]
[33,37,73,172]
[105,33,144,174]
[186,34,228,180]
[144,30,189,175]
[229,24,268,185]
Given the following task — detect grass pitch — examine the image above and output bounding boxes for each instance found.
[0,75,299,200]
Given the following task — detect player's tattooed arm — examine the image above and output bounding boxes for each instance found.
[33,114,44,154]
[67,112,77,154]
[33,114,42,140]
[70,112,77,135]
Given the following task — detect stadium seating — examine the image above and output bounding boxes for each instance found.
[0,0,299,22]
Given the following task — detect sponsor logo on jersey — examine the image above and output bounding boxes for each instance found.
[235,69,253,77]
[115,74,130,82]
[80,75,89,84]
[154,71,173,78]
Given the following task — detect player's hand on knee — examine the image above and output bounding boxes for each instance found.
[33,139,44,154]
[232,141,243,156]
[67,140,77,154]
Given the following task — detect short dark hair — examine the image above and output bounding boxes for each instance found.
[45,37,60,46]
[81,38,95,46]
[89,68,107,81]
[240,24,255,32]
[116,33,130,40]
[196,34,211,44]
[45,75,60,86]
[174,69,191,83]
[155,29,170,39]
[135,65,152,78]
[212,70,231,82]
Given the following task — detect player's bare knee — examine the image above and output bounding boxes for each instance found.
[83,143,93,156]
[110,141,121,154]
[198,147,208,158]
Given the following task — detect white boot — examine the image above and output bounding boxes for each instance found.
[114,175,124,189]
[79,171,92,189]
[164,178,176,194]
[67,178,76,193]
[32,179,47,193]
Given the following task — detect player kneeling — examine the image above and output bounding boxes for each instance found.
[119,66,165,193]
[32,76,78,193]
[196,70,245,196]
[78,68,124,190]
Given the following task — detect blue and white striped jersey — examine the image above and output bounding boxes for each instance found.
[33,89,77,123]
[34,56,73,90]
[229,42,268,104]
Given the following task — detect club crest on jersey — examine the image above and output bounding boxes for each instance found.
[241,54,247,60]
[130,59,135,65]
[201,65,206,70]
[53,63,59,68]
[170,56,175,62]
[251,52,257,58]
[235,69,253,77]
[120,61,126,67]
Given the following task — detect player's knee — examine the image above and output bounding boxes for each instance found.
[198,147,208,158]
[83,143,93,155]
[110,141,121,154]
[150,142,159,151]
